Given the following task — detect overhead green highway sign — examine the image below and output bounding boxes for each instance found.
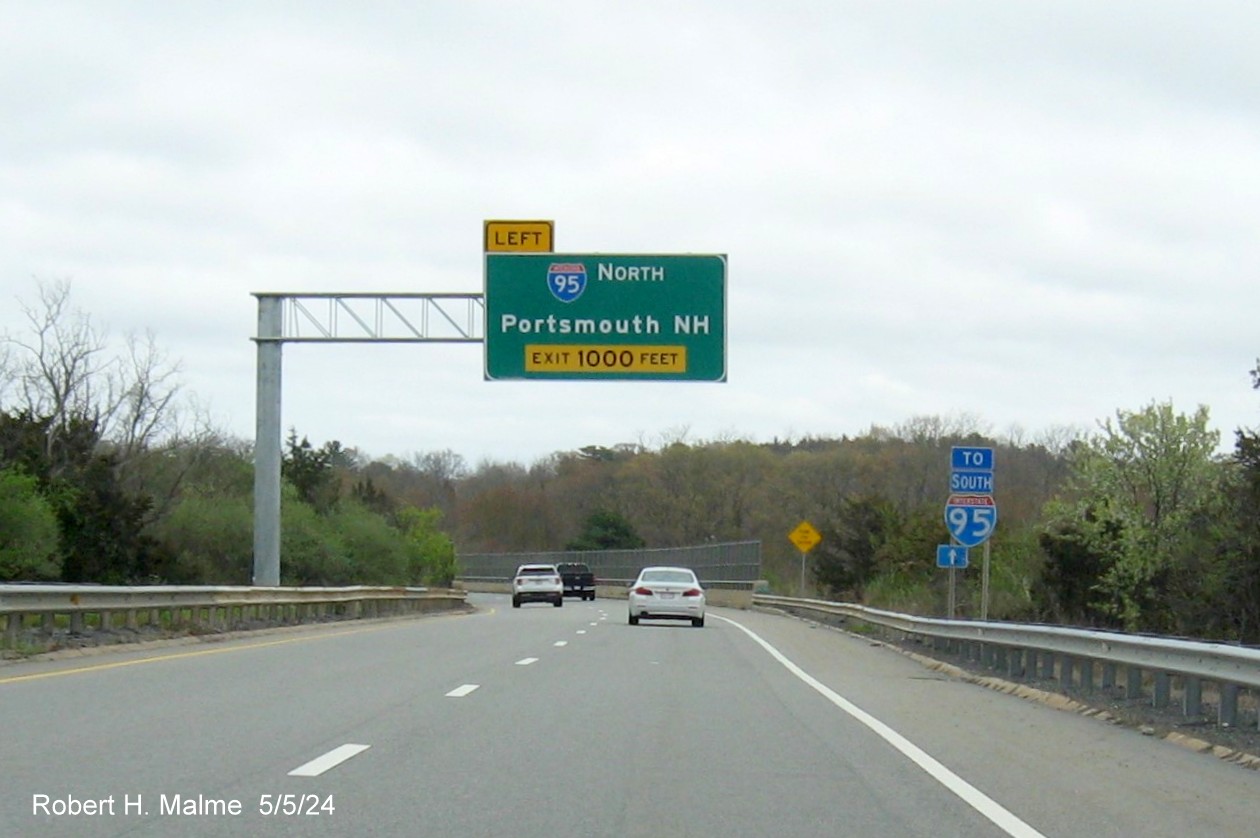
[484,253,727,381]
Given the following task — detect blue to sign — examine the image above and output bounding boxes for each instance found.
[936,544,969,569]
[944,494,998,547]
[951,446,994,472]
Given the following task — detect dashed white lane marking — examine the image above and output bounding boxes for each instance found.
[716,615,1046,838]
[446,684,480,697]
[589,622,599,626]
[576,630,587,635]
[516,657,539,666]
[288,744,370,777]
[554,641,568,647]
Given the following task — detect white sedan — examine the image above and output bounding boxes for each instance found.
[627,566,705,627]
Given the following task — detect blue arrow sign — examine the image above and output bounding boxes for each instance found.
[951,446,994,472]
[943,494,998,547]
[936,544,969,568]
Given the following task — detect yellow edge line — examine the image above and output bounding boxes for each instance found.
[0,606,492,686]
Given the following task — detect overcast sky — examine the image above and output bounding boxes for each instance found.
[3,1,1258,466]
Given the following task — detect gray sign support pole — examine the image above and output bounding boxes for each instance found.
[948,537,958,619]
[980,540,991,621]
[249,291,485,588]
[252,296,283,587]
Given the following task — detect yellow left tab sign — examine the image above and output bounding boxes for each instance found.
[484,220,554,252]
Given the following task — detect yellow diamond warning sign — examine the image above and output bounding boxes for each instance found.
[788,521,821,552]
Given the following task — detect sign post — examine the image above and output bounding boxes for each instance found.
[936,544,969,618]
[788,521,822,597]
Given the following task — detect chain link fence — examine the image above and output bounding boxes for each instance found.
[457,541,761,589]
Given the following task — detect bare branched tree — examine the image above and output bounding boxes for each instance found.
[2,278,189,481]
[109,329,184,468]
[2,279,114,463]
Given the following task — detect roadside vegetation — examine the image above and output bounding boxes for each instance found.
[3,280,1259,643]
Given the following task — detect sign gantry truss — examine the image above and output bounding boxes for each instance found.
[253,293,485,343]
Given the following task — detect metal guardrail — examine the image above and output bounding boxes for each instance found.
[0,585,467,650]
[754,594,1260,730]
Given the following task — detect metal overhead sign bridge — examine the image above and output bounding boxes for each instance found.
[249,219,728,587]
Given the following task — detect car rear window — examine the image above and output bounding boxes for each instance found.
[518,566,556,575]
[641,570,695,584]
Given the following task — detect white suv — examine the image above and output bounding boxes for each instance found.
[512,563,564,608]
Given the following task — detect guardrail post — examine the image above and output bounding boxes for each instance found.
[1219,684,1239,727]
[125,609,138,631]
[1125,667,1143,700]
[1007,648,1024,678]
[1080,659,1095,693]
[70,612,84,634]
[1040,650,1056,679]
[5,613,18,646]
[1182,677,1202,717]
[1153,672,1171,708]
[1101,662,1116,690]
[1061,656,1075,688]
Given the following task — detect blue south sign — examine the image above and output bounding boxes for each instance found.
[950,471,994,493]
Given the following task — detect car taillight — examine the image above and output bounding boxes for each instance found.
[551,576,560,584]
[682,588,702,597]
[514,578,524,585]
[633,586,653,596]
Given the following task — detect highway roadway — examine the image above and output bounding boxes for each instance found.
[1,594,1255,837]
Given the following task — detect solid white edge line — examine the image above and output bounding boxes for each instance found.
[287,743,371,777]
[715,614,1046,838]
[446,684,480,697]
[515,657,539,665]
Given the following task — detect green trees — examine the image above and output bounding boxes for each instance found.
[566,510,646,551]
[1210,425,1260,641]
[1038,402,1222,631]
[0,467,60,580]
[147,491,253,584]
[399,507,457,586]
[0,410,164,583]
[811,495,895,600]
